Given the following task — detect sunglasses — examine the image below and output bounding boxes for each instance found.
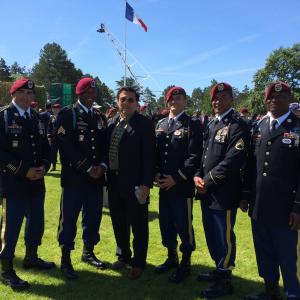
[119,96,136,103]
[17,90,35,95]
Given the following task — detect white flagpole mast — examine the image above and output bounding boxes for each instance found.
[124,0,127,86]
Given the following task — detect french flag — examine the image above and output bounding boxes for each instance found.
[125,1,148,32]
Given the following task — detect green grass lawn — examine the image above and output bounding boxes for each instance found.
[0,164,270,299]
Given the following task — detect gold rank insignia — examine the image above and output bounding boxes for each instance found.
[57,126,66,135]
[235,138,245,150]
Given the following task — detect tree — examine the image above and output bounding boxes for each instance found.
[188,87,203,114]
[252,43,300,114]
[10,61,27,80]
[0,58,10,81]
[199,79,218,115]
[31,42,83,90]
[115,77,141,95]
[143,87,156,115]
[94,76,115,111]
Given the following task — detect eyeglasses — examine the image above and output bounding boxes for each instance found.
[17,90,35,95]
[119,96,136,103]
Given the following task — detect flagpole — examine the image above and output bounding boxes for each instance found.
[124,0,127,86]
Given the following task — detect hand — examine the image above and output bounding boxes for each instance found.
[159,174,176,190]
[26,167,45,181]
[155,173,161,183]
[239,200,249,212]
[193,176,207,194]
[88,166,104,179]
[139,185,150,199]
[289,212,300,231]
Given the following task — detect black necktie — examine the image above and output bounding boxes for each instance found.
[270,119,277,133]
[87,110,92,117]
[168,118,174,129]
[24,111,30,120]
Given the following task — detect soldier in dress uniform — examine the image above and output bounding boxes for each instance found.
[107,87,156,280]
[154,86,203,283]
[242,81,300,300]
[55,77,107,280]
[0,78,55,291]
[194,82,250,298]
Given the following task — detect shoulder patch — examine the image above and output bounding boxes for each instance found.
[235,138,245,150]
[57,126,66,135]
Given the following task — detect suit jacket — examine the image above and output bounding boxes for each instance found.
[106,112,156,193]
[244,112,300,226]
[155,112,203,198]
[55,102,107,187]
[0,103,50,197]
[195,109,250,209]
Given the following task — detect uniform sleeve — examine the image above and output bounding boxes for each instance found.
[54,109,92,173]
[0,113,28,177]
[172,119,203,184]
[292,171,300,214]
[203,122,250,190]
[141,118,156,188]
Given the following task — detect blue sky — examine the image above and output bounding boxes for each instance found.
[1,0,299,96]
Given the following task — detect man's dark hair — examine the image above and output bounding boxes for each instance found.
[117,86,140,102]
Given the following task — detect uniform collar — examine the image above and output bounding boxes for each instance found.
[269,111,291,128]
[216,107,233,121]
[168,110,185,122]
[12,100,31,118]
[77,100,91,114]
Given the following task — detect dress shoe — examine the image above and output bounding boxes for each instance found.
[169,252,191,284]
[155,249,179,274]
[244,280,282,300]
[200,270,233,298]
[111,260,127,270]
[82,244,107,269]
[23,246,55,270]
[128,267,143,280]
[1,260,30,291]
[60,247,78,280]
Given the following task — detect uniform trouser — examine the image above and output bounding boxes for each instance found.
[108,177,148,268]
[251,219,300,297]
[50,141,58,165]
[57,185,103,250]
[201,203,237,271]
[159,193,195,254]
[0,193,45,260]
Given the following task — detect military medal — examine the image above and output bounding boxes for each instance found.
[12,140,18,148]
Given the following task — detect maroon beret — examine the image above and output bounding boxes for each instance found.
[30,101,38,108]
[210,82,232,101]
[10,78,35,95]
[75,77,96,95]
[52,103,61,109]
[165,86,186,103]
[264,81,291,100]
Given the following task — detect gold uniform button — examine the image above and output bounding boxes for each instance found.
[264,162,268,166]
[91,130,94,133]
[266,152,270,156]
[263,173,267,177]
[166,136,170,139]
[91,138,95,141]
[93,155,96,159]
[30,135,34,138]
[203,164,206,168]
[92,146,95,150]
[164,152,168,155]
[32,143,35,147]
[267,141,271,145]
[289,145,292,148]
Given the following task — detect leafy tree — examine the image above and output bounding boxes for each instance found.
[10,61,26,77]
[115,76,141,95]
[31,42,83,90]
[0,58,11,81]
[143,87,156,114]
[188,87,203,114]
[94,76,115,111]
[252,43,300,114]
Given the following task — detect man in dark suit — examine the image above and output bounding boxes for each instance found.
[55,78,107,280]
[0,78,55,291]
[194,82,250,298]
[242,81,300,300]
[154,86,203,283]
[107,87,155,280]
